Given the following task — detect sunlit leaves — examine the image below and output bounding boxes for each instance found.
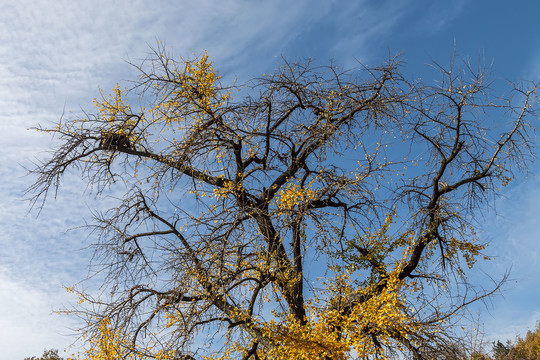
[149,51,231,126]
[31,45,540,360]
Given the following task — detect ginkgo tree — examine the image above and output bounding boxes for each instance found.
[30,44,539,359]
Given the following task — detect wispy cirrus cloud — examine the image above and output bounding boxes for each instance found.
[0,265,80,358]
[477,170,540,342]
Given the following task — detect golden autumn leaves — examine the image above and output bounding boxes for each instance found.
[76,53,450,359]
[67,318,175,360]
[33,45,537,360]
[92,51,230,153]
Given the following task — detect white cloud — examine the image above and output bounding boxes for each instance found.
[473,166,540,343]
[0,266,80,359]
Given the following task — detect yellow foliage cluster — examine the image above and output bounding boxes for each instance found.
[93,86,138,137]
[446,237,486,269]
[93,85,132,124]
[251,272,420,360]
[68,318,128,360]
[510,322,540,359]
[212,180,244,198]
[152,51,230,125]
[275,182,317,211]
[69,317,175,360]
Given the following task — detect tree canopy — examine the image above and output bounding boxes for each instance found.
[30,45,539,359]
[24,349,65,360]
[492,322,540,360]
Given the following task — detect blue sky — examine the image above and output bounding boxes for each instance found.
[1,1,540,358]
